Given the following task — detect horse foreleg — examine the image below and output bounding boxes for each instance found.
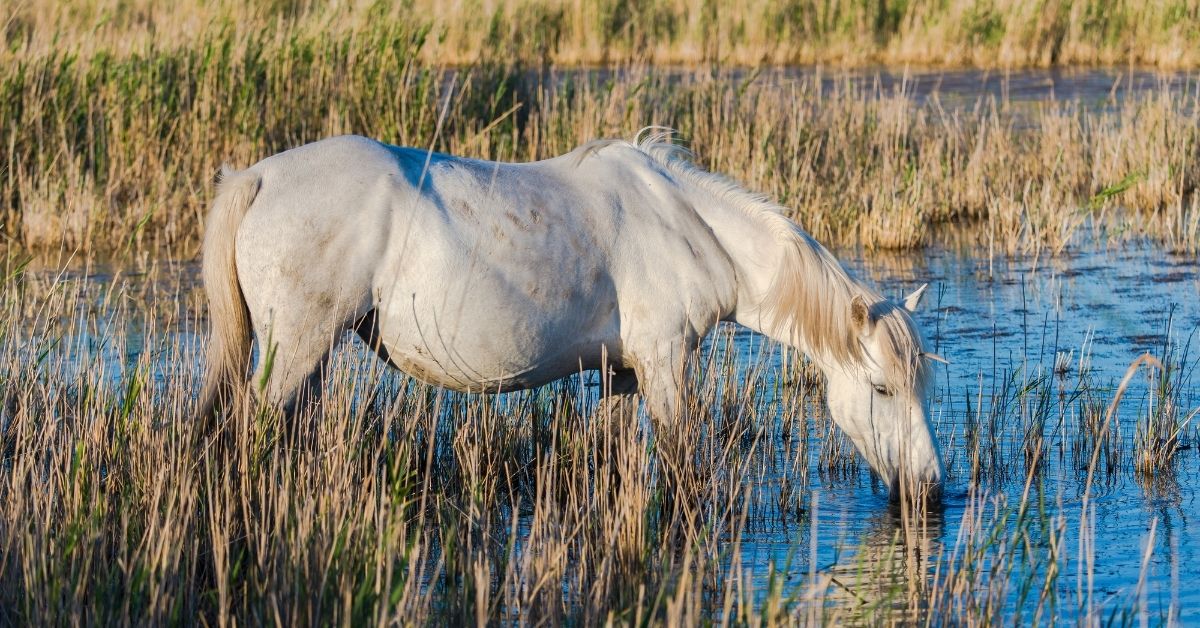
[628,343,690,426]
[629,342,698,515]
[596,368,639,421]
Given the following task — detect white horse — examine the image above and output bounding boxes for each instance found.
[198,130,945,495]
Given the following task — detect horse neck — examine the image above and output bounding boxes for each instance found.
[686,186,867,367]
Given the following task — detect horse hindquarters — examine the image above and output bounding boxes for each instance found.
[233,201,379,417]
[198,165,341,418]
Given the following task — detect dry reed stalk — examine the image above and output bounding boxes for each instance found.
[0,236,1194,621]
[7,1,1200,68]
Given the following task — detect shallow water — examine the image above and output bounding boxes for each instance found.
[774,65,1198,110]
[737,241,1200,622]
[555,64,1197,111]
[34,239,1199,622]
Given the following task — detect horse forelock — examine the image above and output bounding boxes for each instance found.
[873,303,933,393]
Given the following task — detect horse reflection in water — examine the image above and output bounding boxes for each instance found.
[197,129,946,499]
[808,507,944,624]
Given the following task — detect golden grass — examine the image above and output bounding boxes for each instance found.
[3,36,1200,256]
[7,0,1200,68]
[1,3,1196,622]
[1,3,1199,256]
[0,257,1190,623]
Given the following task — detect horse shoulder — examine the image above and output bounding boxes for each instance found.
[596,157,738,340]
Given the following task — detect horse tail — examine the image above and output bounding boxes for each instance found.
[196,166,261,420]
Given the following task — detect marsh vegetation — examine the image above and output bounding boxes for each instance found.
[8,0,1200,67]
[1,0,1198,625]
[3,3,1200,255]
[0,244,1195,624]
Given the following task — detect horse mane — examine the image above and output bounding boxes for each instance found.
[570,138,626,166]
[612,128,929,389]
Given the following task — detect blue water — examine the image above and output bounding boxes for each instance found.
[29,231,1200,623]
[728,242,1200,623]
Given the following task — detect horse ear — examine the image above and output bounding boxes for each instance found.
[903,283,928,312]
[850,295,872,333]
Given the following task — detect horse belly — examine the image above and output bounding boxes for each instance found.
[372,262,621,393]
[375,311,619,392]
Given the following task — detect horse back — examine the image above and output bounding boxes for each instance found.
[235,135,736,390]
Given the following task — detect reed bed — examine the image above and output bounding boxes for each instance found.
[3,13,1200,256]
[0,4,1200,255]
[6,0,1200,68]
[0,254,1191,624]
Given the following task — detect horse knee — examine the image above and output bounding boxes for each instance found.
[629,354,690,423]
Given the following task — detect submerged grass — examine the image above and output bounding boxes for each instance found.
[0,254,1193,624]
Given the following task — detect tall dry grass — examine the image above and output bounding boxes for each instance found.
[0,255,1191,623]
[3,2,1200,256]
[6,0,1200,67]
[1,2,1196,623]
[4,27,1200,256]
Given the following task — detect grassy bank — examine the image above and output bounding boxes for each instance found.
[3,3,1200,256]
[7,0,1200,68]
[4,27,1200,255]
[0,256,1191,623]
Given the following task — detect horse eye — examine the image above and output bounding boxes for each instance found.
[873,384,892,397]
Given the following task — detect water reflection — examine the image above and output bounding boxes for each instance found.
[815,505,944,625]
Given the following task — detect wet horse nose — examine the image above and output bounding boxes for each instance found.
[896,416,944,500]
[891,460,944,503]
[914,458,944,498]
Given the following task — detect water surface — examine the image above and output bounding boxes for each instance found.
[34,239,1198,622]
[741,241,1199,622]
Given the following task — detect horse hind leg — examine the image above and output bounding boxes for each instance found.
[251,310,347,417]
